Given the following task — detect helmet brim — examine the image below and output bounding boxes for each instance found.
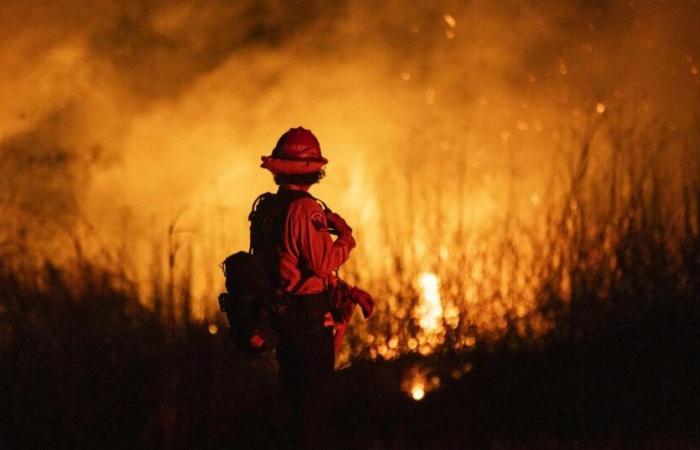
[260,156,328,174]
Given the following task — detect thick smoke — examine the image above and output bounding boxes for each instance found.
[1,0,699,306]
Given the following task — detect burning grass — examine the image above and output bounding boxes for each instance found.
[337,107,700,367]
[1,107,699,447]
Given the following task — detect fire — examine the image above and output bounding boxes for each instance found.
[411,384,425,401]
[417,273,443,332]
[1,1,698,365]
[402,365,441,401]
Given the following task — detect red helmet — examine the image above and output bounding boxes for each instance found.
[261,127,328,174]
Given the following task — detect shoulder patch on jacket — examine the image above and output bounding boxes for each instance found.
[310,210,328,231]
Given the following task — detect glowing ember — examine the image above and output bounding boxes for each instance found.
[596,102,606,114]
[411,384,425,401]
[559,60,568,75]
[208,324,218,335]
[402,366,442,401]
[388,336,399,349]
[443,14,457,28]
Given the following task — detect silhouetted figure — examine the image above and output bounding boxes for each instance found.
[250,127,356,449]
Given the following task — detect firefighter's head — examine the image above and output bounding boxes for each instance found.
[261,127,327,186]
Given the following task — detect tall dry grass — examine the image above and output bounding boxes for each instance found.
[340,104,699,364]
[1,105,699,447]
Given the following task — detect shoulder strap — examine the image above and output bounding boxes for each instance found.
[247,190,310,286]
[248,192,274,223]
[247,192,273,252]
[314,198,332,213]
[247,190,336,296]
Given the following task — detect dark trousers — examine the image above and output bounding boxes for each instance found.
[275,293,338,450]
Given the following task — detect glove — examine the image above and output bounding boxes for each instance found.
[330,280,356,323]
[350,287,375,318]
[325,211,352,235]
[334,297,355,323]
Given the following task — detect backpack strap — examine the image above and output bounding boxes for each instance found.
[247,192,274,253]
[248,190,338,298]
[314,198,332,213]
[248,190,319,295]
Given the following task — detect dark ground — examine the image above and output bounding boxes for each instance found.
[2,289,699,450]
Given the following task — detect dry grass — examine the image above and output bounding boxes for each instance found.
[1,106,699,448]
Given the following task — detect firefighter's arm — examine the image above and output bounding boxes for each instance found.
[287,198,355,277]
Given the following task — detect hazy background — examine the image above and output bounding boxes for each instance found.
[1,0,699,317]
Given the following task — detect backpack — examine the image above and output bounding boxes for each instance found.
[218,190,314,353]
[218,251,279,353]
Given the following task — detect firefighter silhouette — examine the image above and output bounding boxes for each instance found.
[251,127,371,449]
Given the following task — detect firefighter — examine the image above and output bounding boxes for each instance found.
[251,126,355,449]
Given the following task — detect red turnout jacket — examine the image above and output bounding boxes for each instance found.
[277,190,356,295]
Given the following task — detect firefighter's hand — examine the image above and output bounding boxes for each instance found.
[350,287,375,318]
[325,211,352,235]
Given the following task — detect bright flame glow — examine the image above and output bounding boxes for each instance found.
[411,384,425,401]
[2,1,697,365]
[402,366,441,400]
[418,272,443,331]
